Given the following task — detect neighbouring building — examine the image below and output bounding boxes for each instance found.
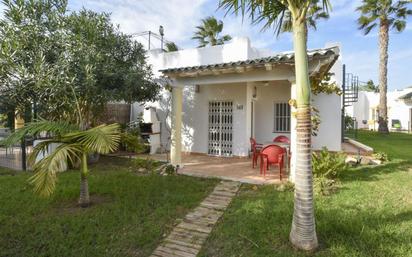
[348,87,412,131]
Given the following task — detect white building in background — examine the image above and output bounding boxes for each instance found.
[130,37,343,179]
[348,88,412,131]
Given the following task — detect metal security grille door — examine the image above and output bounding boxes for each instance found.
[208,101,233,156]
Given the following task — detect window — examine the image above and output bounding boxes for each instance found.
[371,108,379,121]
[274,102,291,132]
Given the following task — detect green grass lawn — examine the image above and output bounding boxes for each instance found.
[199,131,412,257]
[0,156,217,257]
[355,130,412,160]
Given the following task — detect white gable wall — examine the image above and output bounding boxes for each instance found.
[350,89,412,131]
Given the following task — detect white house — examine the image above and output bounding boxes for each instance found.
[131,37,343,180]
[348,87,412,131]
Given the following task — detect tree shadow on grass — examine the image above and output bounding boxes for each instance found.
[201,182,412,257]
[316,205,412,257]
[339,159,412,183]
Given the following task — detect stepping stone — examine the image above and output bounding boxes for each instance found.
[149,180,241,257]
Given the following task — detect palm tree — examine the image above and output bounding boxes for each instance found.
[192,16,232,47]
[357,0,412,133]
[3,120,120,207]
[219,0,331,251]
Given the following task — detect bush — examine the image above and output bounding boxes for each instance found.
[372,151,389,162]
[131,159,176,176]
[344,115,356,131]
[312,147,348,195]
[132,158,160,173]
[120,119,150,153]
[120,131,149,153]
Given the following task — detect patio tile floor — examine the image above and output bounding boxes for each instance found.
[136,154,285,185]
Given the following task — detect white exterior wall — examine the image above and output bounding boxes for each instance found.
[148,37,254,77]
[180,83,249,156]
[349,92,370,129]
[254,81,291,143]
[131,37,343,155]
[350,89,412,131]
[310,50,342,152]
[312,93,342,151]
[388,91,412,130]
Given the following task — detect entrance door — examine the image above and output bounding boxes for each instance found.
[208,101,233,156]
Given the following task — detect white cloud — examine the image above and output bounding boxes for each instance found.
[71,0,209,49]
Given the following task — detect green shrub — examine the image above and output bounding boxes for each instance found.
[312,147,348,179]
[372,151,389,162]
[131,159,176,176]
[132,158,160,173]
[162,164,177,175]
[120,131,149,153]
[312,147,348,195]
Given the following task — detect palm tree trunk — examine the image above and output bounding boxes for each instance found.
[378,18,389,134]
[79,152,90,207]
[289,20,318,251]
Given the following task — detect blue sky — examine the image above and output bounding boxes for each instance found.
[2,0,412,90]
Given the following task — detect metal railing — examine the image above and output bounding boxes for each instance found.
[0,137,31,171]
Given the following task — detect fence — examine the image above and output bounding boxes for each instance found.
[344,117,358,140]
[100,104,131,125]
[0,138,31,171]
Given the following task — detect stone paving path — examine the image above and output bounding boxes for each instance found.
[150,180,241,257]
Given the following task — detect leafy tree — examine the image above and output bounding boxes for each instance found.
[63,10,159,127]
[219,0,331,251]
[0,0,69,121]
[192,16,232,47]
[360,79,379,92]
[165,42,179,52]
[357,0,412,133]
[0,0,160,128]
[3,120,120,207]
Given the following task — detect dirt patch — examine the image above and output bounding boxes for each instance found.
[53,194,113,214]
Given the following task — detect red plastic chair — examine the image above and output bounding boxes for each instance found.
[273,135,291,166]
[250,138,263,168]
[259,144,285,180]
[273,135,290,144]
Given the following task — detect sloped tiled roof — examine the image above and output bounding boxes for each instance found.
[399,91,412,100]
[160,46,339,74]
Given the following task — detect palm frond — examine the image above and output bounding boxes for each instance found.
[63,123,120,154]
[392,19,406,32]
[27,139,62,167]
[219,0,330,36]
[2,119,79,147]
[357,0,412,34]
[357,14,378,34]
[192,16,231,47]
[28,143,83,197]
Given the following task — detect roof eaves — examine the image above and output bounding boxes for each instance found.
[160,46,339,74]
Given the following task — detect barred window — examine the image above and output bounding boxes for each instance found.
[274,102,291,132]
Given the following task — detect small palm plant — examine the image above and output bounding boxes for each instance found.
[3,120,120,207]
[192,16,232,47]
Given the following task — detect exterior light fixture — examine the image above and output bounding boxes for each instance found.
[253,86,257,98]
